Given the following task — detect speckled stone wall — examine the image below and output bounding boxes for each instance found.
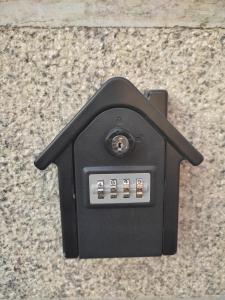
[0,27,225,299]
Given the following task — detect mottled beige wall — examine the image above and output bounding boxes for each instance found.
[0,27,225,299]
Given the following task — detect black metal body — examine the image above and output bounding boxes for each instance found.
[34,77,203,258]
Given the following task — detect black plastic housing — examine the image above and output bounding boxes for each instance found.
[34,77,203,258]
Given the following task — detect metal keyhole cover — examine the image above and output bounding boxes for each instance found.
[105,128,135,157]
[112,135,129,155]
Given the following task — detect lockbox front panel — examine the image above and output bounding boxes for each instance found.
[34,77,203,258]
[74,107,165,258]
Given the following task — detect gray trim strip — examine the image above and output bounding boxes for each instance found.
[0,0,225,28]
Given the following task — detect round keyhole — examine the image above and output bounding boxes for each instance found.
[105,128,135,157]
[111,135,129,155]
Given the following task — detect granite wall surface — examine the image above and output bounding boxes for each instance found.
[0,27,225,299]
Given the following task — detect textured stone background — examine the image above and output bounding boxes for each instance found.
[0,27,225,299]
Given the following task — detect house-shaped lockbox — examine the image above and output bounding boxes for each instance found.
[34,77,203,259]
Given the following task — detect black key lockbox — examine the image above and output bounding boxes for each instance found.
[34,77,203,258]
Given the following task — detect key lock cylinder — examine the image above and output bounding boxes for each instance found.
[34,77,203,258]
